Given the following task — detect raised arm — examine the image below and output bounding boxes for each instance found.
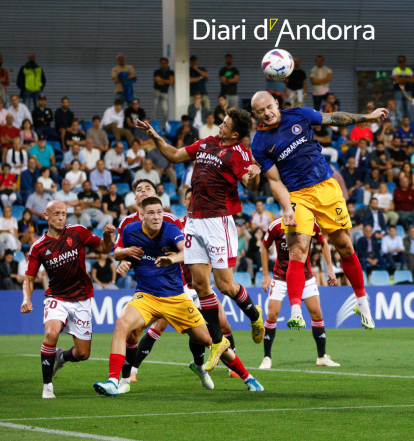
[320,108,388,126]
[94,224,116,253]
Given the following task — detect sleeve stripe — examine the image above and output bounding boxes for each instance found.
[28,236,46,256]
[269,217,282,231]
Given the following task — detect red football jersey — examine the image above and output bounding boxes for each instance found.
[26,224,101,301]
[180,216,193,288]
[185,136,252,219]
[0,173,16,188]
[263,217,324,282]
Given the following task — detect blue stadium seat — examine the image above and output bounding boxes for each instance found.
[116,183,130,196]
[165,120,181,138]
[387,182,396,194]
[164,182,179,201]
[210,272,216,287]
[238,183,248,201]
[111,140,129,152]
[78,120,85,132]
[93,228,104,239]
[370,270,391,286]
[233,272,253,288]
[11,205,25,221]
[354,203,366,212]
[84,120,93,132]
[150,120,163,136]
[13,251,25,262]
[394,270,413,284]
[48,140,62,152]
[264,203,280,216]
[363,271,368,286]
[396,225,405,238]
[255,272,272,287]
[174,163,186,180]
[171,204,187,219]
[0,206,2,216]
[242,203,255,216]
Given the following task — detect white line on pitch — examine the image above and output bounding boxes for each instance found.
[14,354,414,379]
[1,404,414,423]
[0,422,140,440]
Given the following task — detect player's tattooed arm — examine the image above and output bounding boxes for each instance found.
[320,108,389,126]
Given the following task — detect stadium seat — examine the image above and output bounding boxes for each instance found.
[150,120,163,136]
[354,203,366,212]
[210,272,216,287]
[165,120,181,138]
[48,140,62,152]
[363,271,368,286]
[396,225,405,238]
[93,228,104,239]
[394,270,413,284]
[238,183,248,201]
[264,203,280,216]
[387,182,396,194]
[242,203,255,216]
[11,205,25,221]
[0,206,2,216]
[13,251,25,262]
[233,272,253,288]
[116,183,130,196]
[171,204,187,219]
[255,272,272,287]
[174,163,186,180]
[164,182,179,202]
[370,270,391,286]
[111,140,129,152]
[84,120,93,132]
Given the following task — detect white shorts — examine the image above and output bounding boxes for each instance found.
[184,284,201,309]
[184,216,238,269]
[43,298,93,341]
[269,277,319,302]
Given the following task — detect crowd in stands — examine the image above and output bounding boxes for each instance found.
[1,52,414,289]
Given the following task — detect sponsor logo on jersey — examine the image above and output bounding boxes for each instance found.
[277,136,307,162]
[141,255,156,261]
[292,124,302,135]
[46,249,79,267]
[67,237,73,247]
[208,246,226,253]
[196,151,223,166]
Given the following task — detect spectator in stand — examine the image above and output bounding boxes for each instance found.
[386,99,402,128]
[29,135,58,182]
[394,176,414,229]
[250,201,273,232]
[0,163,17,206]
[369,142,393,183]
[55,96,74,150]
[102,183,127,225]
[126,138,145,174]
[37,167,57,194]
[134,158,160,186]
[389,137,409,178]
[381,225,407,274]
[78,180,111,227]
[313,124,338,163]
[112,53,135,104]
[0,249,19,290]
[337,127,354,155]
[147,146,177,188]
[86,116,109,154]
[188,91,208,130]
[176,115,198,149]
[376,118,395,149]
[178,161,193,204]
[350,121,373,145]
[392,55,414,119]
[65,159,87,193]
[16,54,46,110]
[214,95,229,126]
[31,94,60,141]
[156,183,171,212]
[190,55,210,109]
[90,159,112,197]
[265,73,285,108]
[67,205,92,229]
[0,99,7,125]
[247,228,264,270]
[0,205,20,251]
[398,163,414,188]
[92,252,119,290]
[0,114,20,163]
[403,226,414,275]
[362,197,386,239]
[130,117,156,152]
[199,112,220,139]
[219,54,239,108]
[54,179,78,214]
[374,182,399,226]
[0,54,10,104]
[7,95,32,130]
[20,118,37,148]
[60,143,86,175]
[124,98,146,135]
[347,201,364,244]
[233,202,252,247]
[101,99,133,147]
[25,182,53,223]
[20,157,39,203]
[320,92,339,114]
[64,119,86,151]
[364,169,384,206]
[395,115,414,152]
[310,55,332,110]
[83,138,100,174]
[341,157,363,203]
[285,57,307,107]
[6,138,28,175]
[344,138,370,180]
[152,57,175,130]
[124,187,138,214]
[356,224,386,273]
[18,209,37,247]
[104,141,131,184]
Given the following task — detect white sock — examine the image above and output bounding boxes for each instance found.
[292,304,302,316]
[243,374,253,383]
[108,378,119,387]
[119,377,130,385]
[131,367,138,376]
[357,295,368,307]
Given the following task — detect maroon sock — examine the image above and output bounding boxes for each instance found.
[341,252,365,297]
[286,260,305,306]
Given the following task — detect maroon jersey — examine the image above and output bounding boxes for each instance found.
[263,217,324,282]
[185,136,252,219]
[180,216,193,288]
[26,224,101,301]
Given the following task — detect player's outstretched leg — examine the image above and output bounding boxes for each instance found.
[189,339,214,390]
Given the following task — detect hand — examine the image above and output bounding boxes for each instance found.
[283,208,298,227]
[21,298,33,313]
[246,164,261,181]
[327,268,337,286]
[125,246,144,260]
[399,84,405,91]
[117,260,131,274]
[155,256,175,267]
[134,119,158,139]
[103,224,116,236]
[368,108,388,121]
[183,126,190,134]
[262,273,272,294]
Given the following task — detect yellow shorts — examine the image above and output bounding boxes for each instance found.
[128,292,204,334]
[282,178,351,236]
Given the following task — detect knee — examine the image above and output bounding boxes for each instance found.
[44,329,60,344]
[114,317,130,336]
[310,308,323,321]
[266,311,279,322]
[216,280,238,297]
[192,279,209,296]
[127,329,140,343]
[76,348,90,361]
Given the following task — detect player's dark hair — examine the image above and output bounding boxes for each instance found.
[185,187,192,198]
[226,107,252,140]
[141,196,162,210]
[132,179,158,194]
[114,99,123,106]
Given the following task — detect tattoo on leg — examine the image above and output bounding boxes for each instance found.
[289,232,301,237]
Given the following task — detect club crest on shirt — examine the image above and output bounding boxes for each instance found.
[218,150,226,158]
[292,124,302,135]
[67,237,73,247]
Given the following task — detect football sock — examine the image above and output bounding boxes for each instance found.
[341,252,366,298]
[286,260,305,307]
[41,342,56,384]
[312,319,326,358]
[189,339,205,368]
[122,340,138,379]
[223,332,235,351]
[133,328,160,369]
[264,320,277,358]
[62,346,79,363]
[223,355,249,381]
[199,294,223,344]
[233,285,260,321]
[108,353,125,383]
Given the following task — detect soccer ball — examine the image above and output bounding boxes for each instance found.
[261,49,294,80]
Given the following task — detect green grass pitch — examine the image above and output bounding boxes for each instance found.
[1,328,414,441]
